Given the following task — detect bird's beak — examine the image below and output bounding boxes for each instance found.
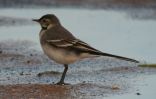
[32,19,39,22]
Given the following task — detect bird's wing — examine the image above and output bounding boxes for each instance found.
[47,39,139,63]
[47,39,102,53]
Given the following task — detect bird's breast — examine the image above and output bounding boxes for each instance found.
[41,44,80,64]
[39,30,46,40]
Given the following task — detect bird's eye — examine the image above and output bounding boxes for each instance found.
[42,19,46,23]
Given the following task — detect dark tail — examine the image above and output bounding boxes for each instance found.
[96,52,139,63]
[74,41,139,63]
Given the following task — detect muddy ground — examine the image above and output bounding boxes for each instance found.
[0,40,156,99]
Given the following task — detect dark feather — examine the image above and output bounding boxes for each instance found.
[47,38,139,63]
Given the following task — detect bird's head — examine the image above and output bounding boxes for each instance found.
[33,14,60,30]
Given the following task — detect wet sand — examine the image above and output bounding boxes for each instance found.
[0,83,121,99]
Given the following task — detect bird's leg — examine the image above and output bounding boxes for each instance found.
[56,64,68,85]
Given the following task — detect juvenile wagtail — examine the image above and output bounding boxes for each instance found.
[33,14,139,85]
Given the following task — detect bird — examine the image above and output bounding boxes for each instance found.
[33,14,139,85]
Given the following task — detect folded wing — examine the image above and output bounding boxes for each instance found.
[47,39,139,63]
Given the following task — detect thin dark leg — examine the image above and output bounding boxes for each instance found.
[56,64,68,85]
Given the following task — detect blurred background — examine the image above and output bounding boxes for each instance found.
[0,0,156,63]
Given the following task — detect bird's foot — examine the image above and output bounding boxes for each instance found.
[55,81,70,85]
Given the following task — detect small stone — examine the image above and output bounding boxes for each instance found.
[136,92,141,95]
[28,82,31,84]
[27,60,31,64]
[112,85,120,90]
[37,73,42,77]
[10,57,15,61]
[20,72,24,76]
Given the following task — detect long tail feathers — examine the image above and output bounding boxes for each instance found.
[97,52,139,63]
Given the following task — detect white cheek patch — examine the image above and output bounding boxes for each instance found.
[41,24,48,29]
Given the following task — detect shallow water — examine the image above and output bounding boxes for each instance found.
[0,8,156,63]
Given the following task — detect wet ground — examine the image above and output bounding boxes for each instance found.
[0,3,156,98]
[0,40,156,99]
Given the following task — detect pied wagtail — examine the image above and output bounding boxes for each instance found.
[33,14,139,85]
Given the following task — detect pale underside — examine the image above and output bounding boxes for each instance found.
[41,44,99,64]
